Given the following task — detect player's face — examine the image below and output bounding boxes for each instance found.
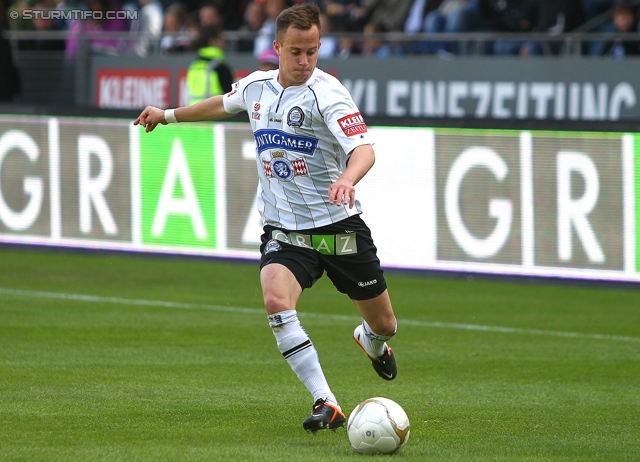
[275,25,321,88]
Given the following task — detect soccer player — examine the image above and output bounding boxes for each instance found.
[133,3,398,435]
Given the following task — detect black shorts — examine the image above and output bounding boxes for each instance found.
[259,215,387,300]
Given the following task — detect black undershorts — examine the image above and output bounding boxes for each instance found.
[259,215,387,300]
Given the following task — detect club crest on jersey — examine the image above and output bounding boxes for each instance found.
[263,151,309,182]
[254,129,318,156]
[287,106,305,127]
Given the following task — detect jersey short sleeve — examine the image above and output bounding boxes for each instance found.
[222,71,265,114]
[316,74,374,155]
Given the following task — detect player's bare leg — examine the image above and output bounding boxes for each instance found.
[261,263,345,433]
[352,290,398,380]
[261,263,302,315]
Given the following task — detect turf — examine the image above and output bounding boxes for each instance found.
[0,247,639,461]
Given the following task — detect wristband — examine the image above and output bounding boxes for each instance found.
[164,108,178,123]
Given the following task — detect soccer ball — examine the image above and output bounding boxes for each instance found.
[347,397,410,454]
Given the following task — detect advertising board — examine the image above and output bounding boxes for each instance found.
[1,114,638,282]
[90,55,640,121]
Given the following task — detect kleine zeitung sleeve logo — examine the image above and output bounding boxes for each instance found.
[337,112,367,137]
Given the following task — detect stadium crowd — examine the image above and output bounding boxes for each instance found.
[1,0,640,57]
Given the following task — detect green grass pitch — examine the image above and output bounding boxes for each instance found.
[1,247,639,461]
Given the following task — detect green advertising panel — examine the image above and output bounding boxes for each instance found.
[139,124,217,248]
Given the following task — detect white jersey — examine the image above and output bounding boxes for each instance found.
[222,67,374,231]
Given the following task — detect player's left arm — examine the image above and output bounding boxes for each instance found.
[329,144,375,208]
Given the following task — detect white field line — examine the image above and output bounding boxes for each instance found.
[1,288,639,344]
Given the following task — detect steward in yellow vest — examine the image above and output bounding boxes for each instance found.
[187,26,234,105]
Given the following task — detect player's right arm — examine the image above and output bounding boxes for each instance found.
[133,94,233,133]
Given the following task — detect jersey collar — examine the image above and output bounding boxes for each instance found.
[273,68,321,92]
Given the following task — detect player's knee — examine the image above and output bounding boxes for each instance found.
[378,322,397,338]
[263,293,293,314]
[374,316,397,338]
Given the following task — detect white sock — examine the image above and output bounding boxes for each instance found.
[360,318,397,357]
[268,310,339,408]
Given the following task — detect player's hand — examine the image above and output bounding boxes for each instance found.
[133,106,167,133]
[329,178,356,208]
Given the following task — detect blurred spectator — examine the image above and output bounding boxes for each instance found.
[7,0,34,31]
[253,0,288,58]
[404,0,443,34]
[237,0,265,53]
[480,0,535,55]
[338,0,415,56]
[8,0,79,42]
[337,36,355,57]
[360,21,393,57]
[536,0,585,33]
[218,0,249,30]
[604,0,640,57]
[427,1,476,34]
[479,0,535,33]
[415,0,478,54]
[0,1,21,102]
[587,0,625,55]
[488,0,584,56]
[129,0,164,56]
[404,0,431,35]
[404,0,437,53]
[522,0,584,56]
[359,0,416,32]
[479,0,535,32]
[582,0,614,20]
[318,11,338,57]
[186,25,233,104]
[160,2,193,53]
[258,47,279,70]
[52,0,83,30]
[199,0,225,27]
[22,0,67,50]
[65,0,130,58]
[322,0,364,32]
